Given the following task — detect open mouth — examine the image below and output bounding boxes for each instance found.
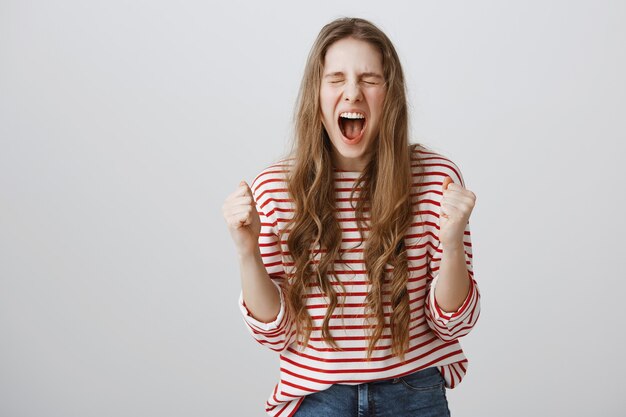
[338,112,366,141]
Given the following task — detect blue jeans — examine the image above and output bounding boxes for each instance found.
[293,366,451,417]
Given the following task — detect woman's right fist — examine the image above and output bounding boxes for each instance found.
[222,180,262,256]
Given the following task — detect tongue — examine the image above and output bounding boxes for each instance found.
[343,119,364,139]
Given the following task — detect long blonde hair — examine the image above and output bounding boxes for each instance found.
[281,17,420,362]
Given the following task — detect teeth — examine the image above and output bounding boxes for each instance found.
[339,112,365,119]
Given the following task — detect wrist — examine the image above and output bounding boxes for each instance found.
[238,247,262,262]
[442,242,464,253]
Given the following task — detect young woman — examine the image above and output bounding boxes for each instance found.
[222,17,480,417]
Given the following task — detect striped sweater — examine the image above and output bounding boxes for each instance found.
[238,145,481,417]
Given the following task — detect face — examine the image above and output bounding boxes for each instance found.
[319,37,386,172]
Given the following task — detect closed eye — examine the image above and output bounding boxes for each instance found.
[326,79,381,85]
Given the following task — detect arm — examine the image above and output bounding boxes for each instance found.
[424,165,481,341]
[237,179,296,352]
[425,221,481,341]
[239,249,281,323]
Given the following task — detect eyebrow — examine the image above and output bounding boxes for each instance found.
[323,71,384,79]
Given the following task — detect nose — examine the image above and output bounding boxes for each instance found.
[343,80,363,102]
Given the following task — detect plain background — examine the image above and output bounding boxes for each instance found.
[1,1,625,416]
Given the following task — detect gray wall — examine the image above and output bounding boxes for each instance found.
[1,1,625,416]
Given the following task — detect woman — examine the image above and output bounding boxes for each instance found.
[222,17,480,417]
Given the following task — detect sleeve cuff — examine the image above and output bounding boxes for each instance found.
[428,272,475,323]
[238,279,286,332]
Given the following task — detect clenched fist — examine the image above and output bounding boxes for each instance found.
[222,180,262,257]
[439,176,476,251]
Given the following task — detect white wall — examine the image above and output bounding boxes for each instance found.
[1,1,624,416]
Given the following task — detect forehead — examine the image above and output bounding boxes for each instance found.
[322,37,383,73]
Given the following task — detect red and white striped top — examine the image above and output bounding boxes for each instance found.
[238,145,481,417]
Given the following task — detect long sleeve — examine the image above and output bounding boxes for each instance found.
[238,173,296,352]
[424,162,481,342]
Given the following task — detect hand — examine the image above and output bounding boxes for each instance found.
[222,180,262,256]
[439,176,476,250]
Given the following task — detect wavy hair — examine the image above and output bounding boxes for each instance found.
[279,17,422,362]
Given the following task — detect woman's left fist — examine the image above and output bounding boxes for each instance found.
[439,176,476,250]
